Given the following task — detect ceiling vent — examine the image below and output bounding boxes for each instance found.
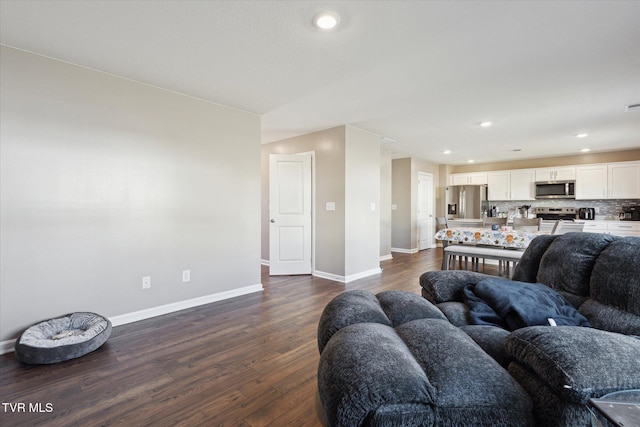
[625,103,640,112]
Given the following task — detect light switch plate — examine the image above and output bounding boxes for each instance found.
[326,202,336,211]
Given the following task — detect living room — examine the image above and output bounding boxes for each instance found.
[1,1,639,425]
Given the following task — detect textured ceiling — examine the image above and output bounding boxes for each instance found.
[1,0,639,164]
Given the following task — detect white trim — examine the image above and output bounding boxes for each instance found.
[345,268,382,282]
[0,284,263,355]
[313,270,345,282]
[391,247,419,254]
[0,339,16,355]
[313,267,382,283]
[110,284,263,327]
[380,254,393,261]
[261,259,270,266]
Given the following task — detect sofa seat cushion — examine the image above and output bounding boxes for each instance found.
[506,326,640,403]
[463,278,591,331]
[579,300,640,335]
[460,325,511,367]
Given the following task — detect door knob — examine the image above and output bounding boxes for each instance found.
[270,219,276,223]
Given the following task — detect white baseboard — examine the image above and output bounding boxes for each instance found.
[0,284,264,355]
[380,254,393,261]
[313,267,382,283]
[260,259,270,266]
[391,247,419,254]
[0,339,16,355]
[109,284,263,327]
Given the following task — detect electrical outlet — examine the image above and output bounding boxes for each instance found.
[182,270,191,283]
[142,276,151,289]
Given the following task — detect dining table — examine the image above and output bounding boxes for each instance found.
[434,227,547,249]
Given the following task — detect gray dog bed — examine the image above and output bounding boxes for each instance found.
[15,312,112,364]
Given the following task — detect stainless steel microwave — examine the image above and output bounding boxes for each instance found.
[535,180,575,199]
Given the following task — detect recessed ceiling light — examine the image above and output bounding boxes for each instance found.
[479,121,493,127]
[580,148,591,153]
[576,133,589,138]
[467,159,475,163]
[313,11,340,30]
[443,150,452,154]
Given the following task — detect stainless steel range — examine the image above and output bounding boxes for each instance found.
[533,207,578,220]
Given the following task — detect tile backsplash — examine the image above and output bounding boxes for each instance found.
[489,199,639,219]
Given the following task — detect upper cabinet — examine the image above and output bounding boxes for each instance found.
[608,161,640,199]
[487,169,535,201]
[575,161,640,200]
[575,165,607,199]
[450,161,638,201]
[450,172,488,185]
[534,166,576,182]
[510,169,536,200]
[487,171,510,200]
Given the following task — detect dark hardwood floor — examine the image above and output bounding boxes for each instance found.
[0,248,489,426]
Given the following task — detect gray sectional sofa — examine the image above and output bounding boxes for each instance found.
[317,233,640,426]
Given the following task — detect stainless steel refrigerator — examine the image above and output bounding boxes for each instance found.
[446,185,488,219]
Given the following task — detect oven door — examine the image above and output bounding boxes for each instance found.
[535,181,575,199]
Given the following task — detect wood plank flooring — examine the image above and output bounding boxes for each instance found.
[0,248,491,426]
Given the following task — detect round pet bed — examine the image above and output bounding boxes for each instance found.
[15,312,112,364]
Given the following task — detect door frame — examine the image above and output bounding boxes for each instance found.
[417,172,435,250]
[268,151,315,275]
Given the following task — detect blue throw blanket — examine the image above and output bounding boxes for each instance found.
[463,278,591,331]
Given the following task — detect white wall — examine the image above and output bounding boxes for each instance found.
[345,126,381,278]
[0,46,262,343]
[391,157,440,252]
[261,126,346,276]
[379,148,392,259]
[261,125,382,281]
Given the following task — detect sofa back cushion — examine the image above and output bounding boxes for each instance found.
[583,237,640,334]
[535,233,619,297]
[512,235,558,283]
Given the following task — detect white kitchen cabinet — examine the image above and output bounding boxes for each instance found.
[608,161,640,199]
[575,165,607,199]
[450,172,488,185]
[576,161,640,199]
[581,221,607,233]
[606,222,640,236]
[487,171,510,200]
[510,169,536,200]
[581,221,640,236]
[487,169,535,201]
[535,167,575,182]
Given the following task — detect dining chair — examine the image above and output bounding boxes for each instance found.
[513,217,542,231]
[552,220,585,235]
[436,217,463,270]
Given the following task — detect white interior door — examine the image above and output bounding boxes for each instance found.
[418,172,434,250]
[269,154,312,275]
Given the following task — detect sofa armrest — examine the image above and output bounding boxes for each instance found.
[506,326,640,403]
[419,270,496,304]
